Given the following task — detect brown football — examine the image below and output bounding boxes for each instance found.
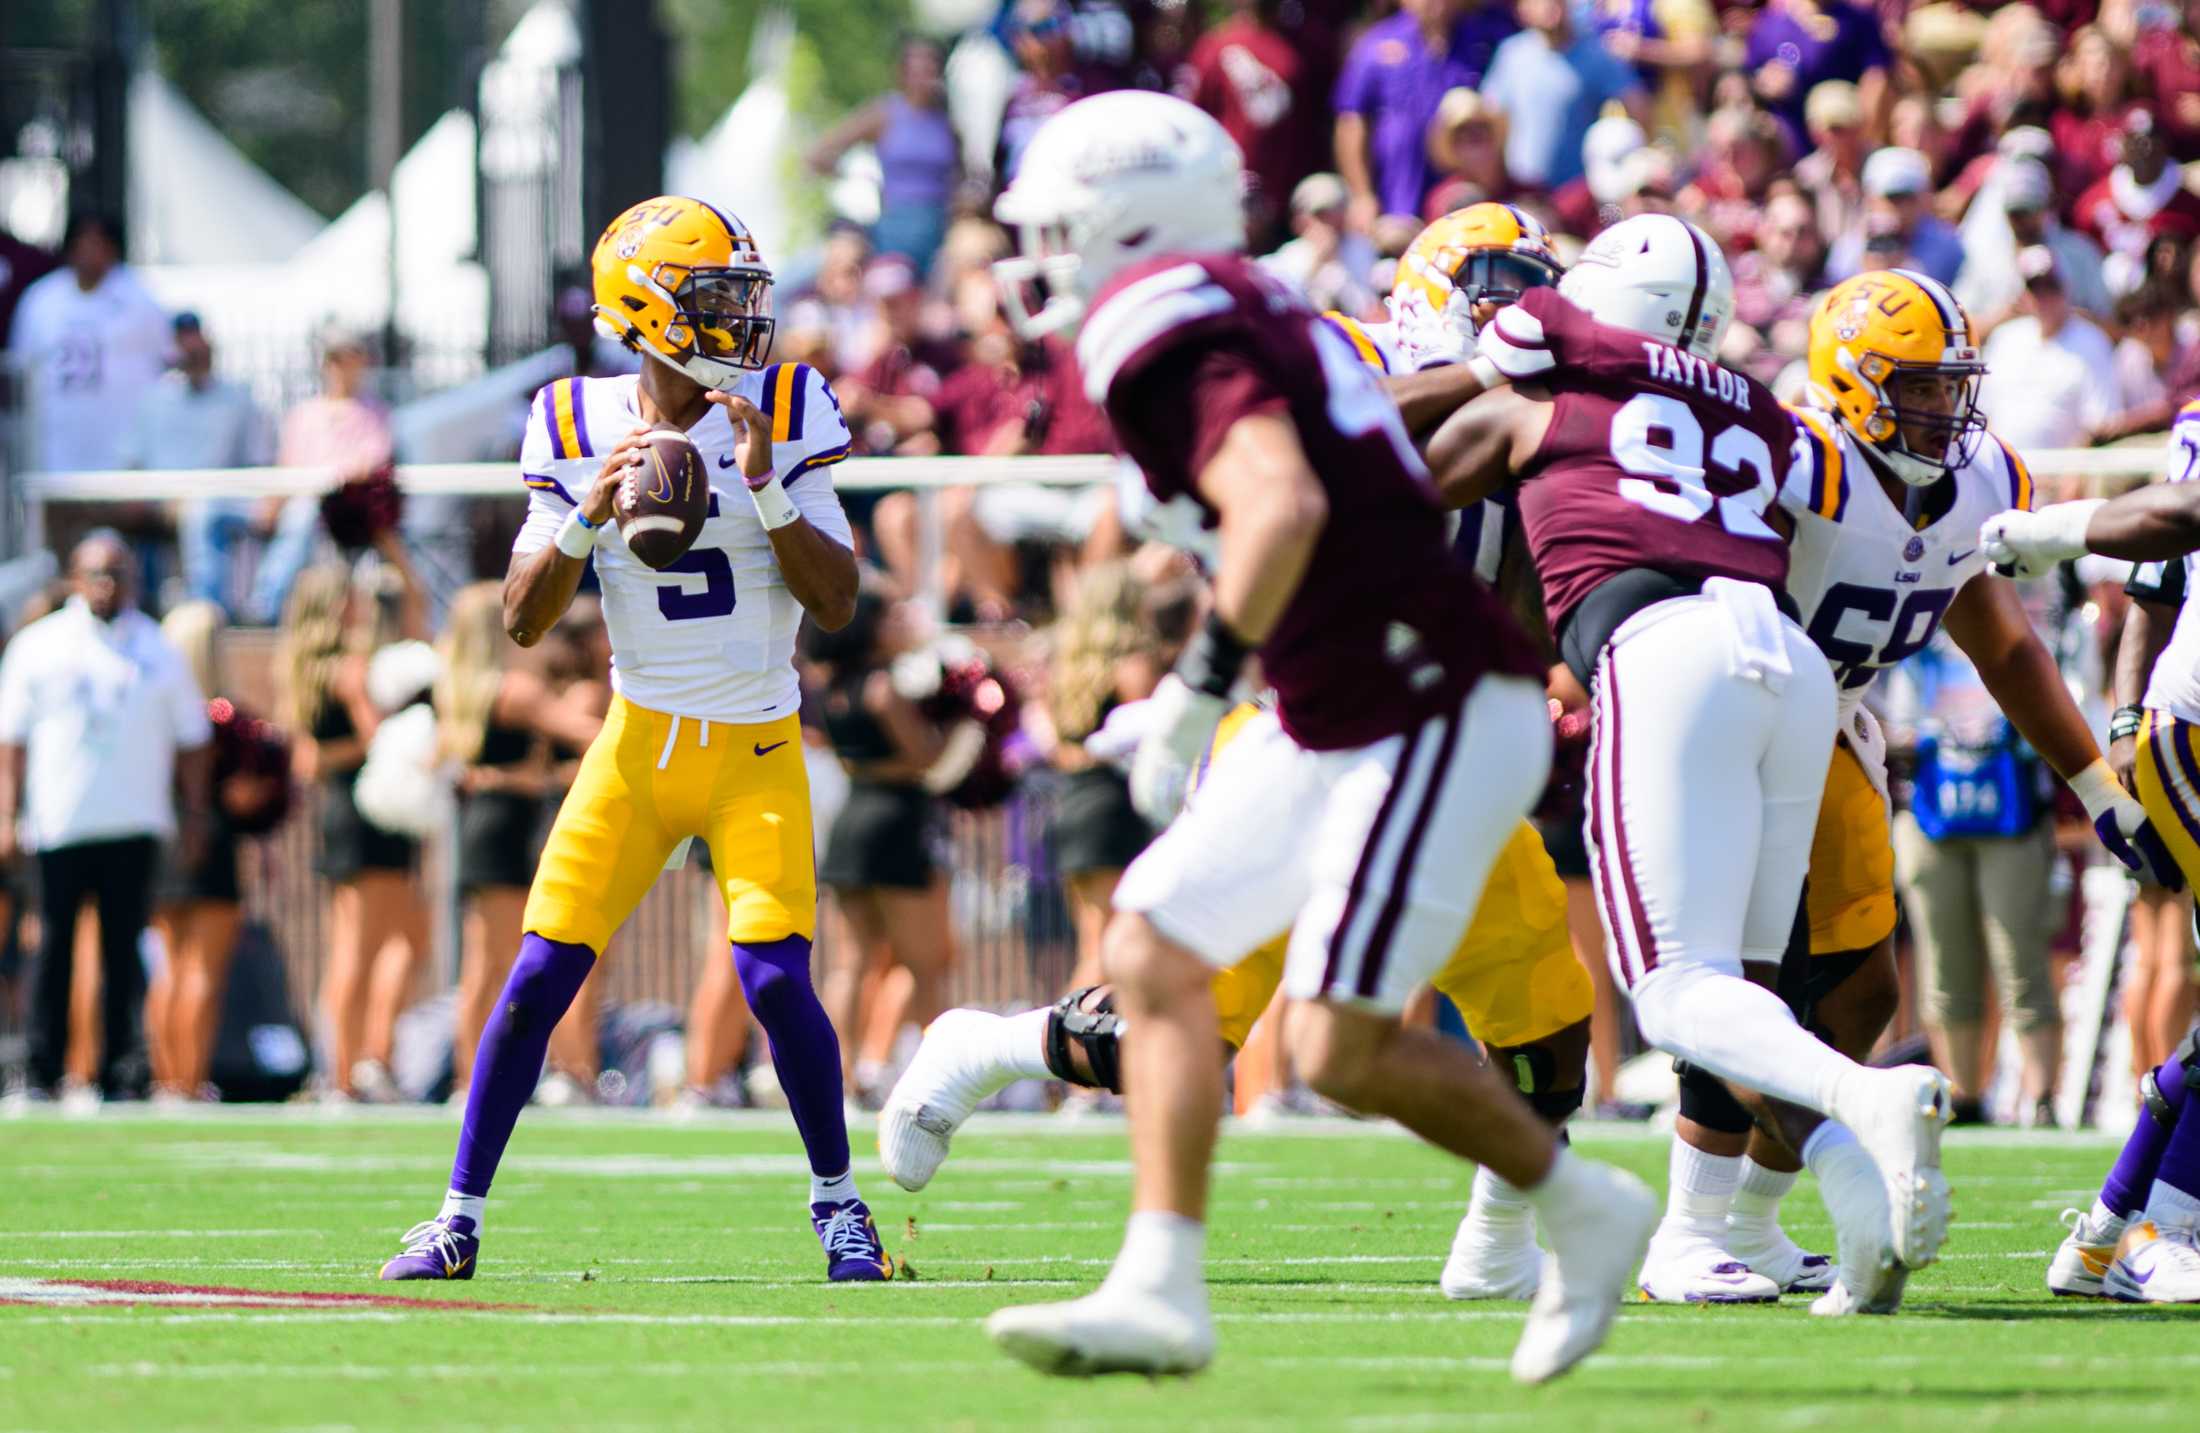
[616,428,709,570]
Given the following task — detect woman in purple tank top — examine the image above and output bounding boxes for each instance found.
[808,37,962,276]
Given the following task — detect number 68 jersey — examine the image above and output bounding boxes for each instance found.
[513,365,855,722]
[1779,405,2034,724]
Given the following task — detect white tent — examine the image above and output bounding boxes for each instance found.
[664,9,799,262]
[127,68,325,266]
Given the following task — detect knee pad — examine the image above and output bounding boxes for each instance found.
[2143,1066,2178,1128]
[1496,1044,1583,1126]
[1044,985,1124,1093]
[1675,1059,1754,1135]
[1525,1082,1585,1124]
[2178,1027,2200,1091]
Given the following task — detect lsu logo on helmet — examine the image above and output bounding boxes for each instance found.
[1806,268,1986,488]
[592,196,776,391]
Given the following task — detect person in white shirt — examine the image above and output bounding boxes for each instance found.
[117,313,273,615]
[4,212,170,474]
[0,531,212,1098]
[1977,247,2121,451]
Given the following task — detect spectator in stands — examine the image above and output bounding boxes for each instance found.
[837,256,960,459]
[279,543,426,1103]
[1679,105,1790,253]
[1480,0,1647,191]
[1889,636,2064,1126]
[1727,189,1829,387]
[1421,87,1521,217]
[1955,157,2112,323]
[252,327,393,626]
[1592,0,1715,148]
[2072,114,2200,292]
[1828,146,1967,285]
[1978,247,2120,450]
[147,602,287,1105]
[1333,0,1517,229]
[1548,113,1671,240]
[1743,0,1891,159]
[0,531,212,1102]
[2052,25,2145,205]
[785,224,877,379]
[6,210,169,475]
[807,579,959,1105]
[997,0,1084,185]
[1791,80,1868,249]
[1262,173,1383,319]
[1944,6,2060,181]
[116,313,272,617]
[1183,0,1340,249]
[2130,0,2200,160]
[2097,280,2193,440]
[806,36,961,277]
[436,582,602,1101]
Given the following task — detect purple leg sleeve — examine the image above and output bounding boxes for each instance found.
[450,934,597,1197]
[732,935,850,1178]
[2103,1054,2189,1216]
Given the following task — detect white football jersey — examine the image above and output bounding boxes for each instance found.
[2131,402,2200,722]
[513,362,854,722]
[1780,406,2035,724]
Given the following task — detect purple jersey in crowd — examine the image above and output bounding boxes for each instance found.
[1078,251,1541,752]
[1477,287,1799,636]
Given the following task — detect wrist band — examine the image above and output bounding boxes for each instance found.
[555,508,599,559]
[2070,757,2126,821]
[1176,611,1254,700]
[2110,705,2146,743]
[750,475,800,531]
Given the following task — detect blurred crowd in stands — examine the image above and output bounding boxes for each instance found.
[1,0,2199,1124]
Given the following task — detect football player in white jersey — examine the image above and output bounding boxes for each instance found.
[377,197,894,1284]
[1983,402,2200,1301]
[1635,269,2178,1308]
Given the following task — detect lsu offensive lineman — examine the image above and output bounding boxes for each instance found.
[377,197,895,1283]
[1632,269,2178,1304]
[879,205,1597,1305]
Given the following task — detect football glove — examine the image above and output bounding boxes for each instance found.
[1980,500,2104,580]
[1393,286,1477,371]
[2072,758,2186,892]
[1128,674,1230,825]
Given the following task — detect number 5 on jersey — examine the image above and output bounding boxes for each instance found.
[658,548,735,620]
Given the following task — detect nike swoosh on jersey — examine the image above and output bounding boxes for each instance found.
[1947,549,1976,564]
[754,740,788,756]
[717,454,736,469]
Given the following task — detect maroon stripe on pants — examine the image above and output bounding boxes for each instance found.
[1602,654,1661,978]
[1321,722,1424,994]
[1355,710,1463,999]
[1586,660,1630,980]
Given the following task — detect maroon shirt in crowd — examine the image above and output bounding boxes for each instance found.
[1478,287,1797,636]
[1184,8,1339,228]
[1078,251,1539,750]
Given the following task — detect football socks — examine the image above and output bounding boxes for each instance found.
[450,934,598,1197]
[733,935,851,1179]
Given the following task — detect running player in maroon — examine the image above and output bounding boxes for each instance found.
[1428,214,1956,1316]
[976,91,1655,1384]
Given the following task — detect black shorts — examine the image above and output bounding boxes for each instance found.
[458,792,547,894]
[156,816,242,907]
[1535,811,1590,880]
[316,777,418,882]
[820,780,935,891]
[1051,766,1154,877]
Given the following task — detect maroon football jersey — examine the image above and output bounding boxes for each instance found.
[1079,252,1541,750]
[1479,287,1797,639]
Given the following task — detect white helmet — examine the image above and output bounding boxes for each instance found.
[1557,214,1733,360]
[993,91,1246,339]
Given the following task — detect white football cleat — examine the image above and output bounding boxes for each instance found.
[878,1009,1018,1192]
[1811,1151,1907,1316]
[1636,1230,1780,1304]
[1511,1158,1657,1385]
[2047,1206,2124,1298]
[1838,1065,1953,1269]
[2103,1220,2200,1302]
[1440,1214,1543,1301]
[1723,1219,1836,1295]
[986,1287,1216,1376]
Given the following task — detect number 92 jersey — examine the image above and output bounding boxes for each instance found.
[514,365,854,722]
[1779,406,2034,724]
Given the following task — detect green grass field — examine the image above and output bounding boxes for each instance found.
[2,1109,2192,1431]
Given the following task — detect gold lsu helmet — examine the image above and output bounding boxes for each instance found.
[1807,268,1986,487]
[592,196,775,390]
[1390,202,1562,320]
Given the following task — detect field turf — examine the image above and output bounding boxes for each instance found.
[2,1109,2193,1431]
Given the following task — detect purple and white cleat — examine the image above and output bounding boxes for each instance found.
[813,1198,895,1282]
[379,1215,480,1281]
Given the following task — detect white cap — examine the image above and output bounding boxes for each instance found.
[1862,146,1932,199]
[2002,157,2053,212]
[1583,116,1648,204]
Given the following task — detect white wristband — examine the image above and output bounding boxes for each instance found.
[1466,354,1505,390]
[2032,499,2106,564]
[749,475,800,531]
[555,509,599,559]
[2069,756,2125,822]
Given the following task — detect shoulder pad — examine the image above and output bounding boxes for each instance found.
[1786,407,1849,522]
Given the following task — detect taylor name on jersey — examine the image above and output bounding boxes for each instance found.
[1781,404,2034,717]
[515,363,854,722]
